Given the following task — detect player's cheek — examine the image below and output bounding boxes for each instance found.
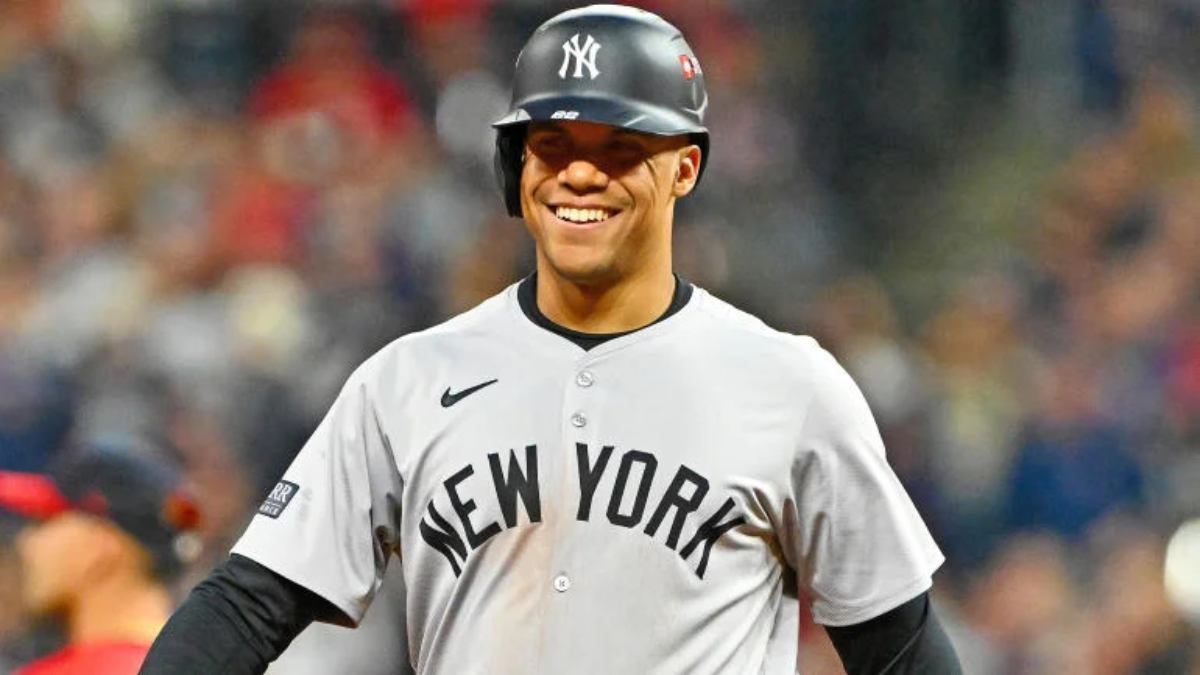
[518,162,543,218]
[15,528,53,607]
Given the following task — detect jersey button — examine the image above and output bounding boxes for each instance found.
[570,412,587,428]
[553,574,571,592]
[575,371,595,387]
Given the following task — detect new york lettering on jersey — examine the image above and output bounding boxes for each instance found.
[417,443,744,578]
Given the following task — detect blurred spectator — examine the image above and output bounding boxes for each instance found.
[216,7,420,269]
[1082,525,1196,674]
[0,359,72,474]
[962,535,1080,673]
[401,0,493,91]
[0,440,201,674]
[1005,354,1145,540]
[922,272,1027,563]
[248,9,417,146]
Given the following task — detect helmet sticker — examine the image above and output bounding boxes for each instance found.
[559,34,602,80]
[679,55,701,81]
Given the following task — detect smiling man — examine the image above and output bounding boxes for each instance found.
[142,5,960,674]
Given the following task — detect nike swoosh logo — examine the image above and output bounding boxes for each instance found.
[441,379,499,408]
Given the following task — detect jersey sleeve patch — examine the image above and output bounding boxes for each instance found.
[258,480,300,519]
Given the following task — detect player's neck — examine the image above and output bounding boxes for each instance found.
[535,263,675,334]
[67,569,172,646]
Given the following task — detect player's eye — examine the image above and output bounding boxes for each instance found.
[607,139,644,155]
[529,134,569,158]
[601,139,647,171]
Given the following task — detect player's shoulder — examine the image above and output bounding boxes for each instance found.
[689,287,840,378]
[692,288,877,434]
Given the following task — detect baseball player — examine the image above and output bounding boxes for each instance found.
[0,442,201,675]
[142,5,961,674]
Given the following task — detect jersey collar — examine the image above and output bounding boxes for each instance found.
[511,272,696,352]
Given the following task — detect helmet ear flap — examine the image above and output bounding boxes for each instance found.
[494,126,527,218]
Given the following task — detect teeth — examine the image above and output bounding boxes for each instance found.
[555,206,612,223]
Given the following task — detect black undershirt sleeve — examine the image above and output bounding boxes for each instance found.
[140,554,346,675]
[825,592,962,675]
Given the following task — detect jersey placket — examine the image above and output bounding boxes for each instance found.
[547,355,604,601]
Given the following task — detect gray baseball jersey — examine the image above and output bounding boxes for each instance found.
[233,282,943,674]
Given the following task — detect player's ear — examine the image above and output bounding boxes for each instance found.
[672,144,702,198]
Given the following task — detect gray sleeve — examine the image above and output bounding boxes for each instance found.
[232,363,404,625]
[785,343,944,626]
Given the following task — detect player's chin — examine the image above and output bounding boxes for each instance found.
[543,247,620,285]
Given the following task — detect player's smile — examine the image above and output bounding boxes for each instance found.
[546,202,621,228]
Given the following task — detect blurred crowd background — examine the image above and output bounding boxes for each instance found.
[1,0,1199,673]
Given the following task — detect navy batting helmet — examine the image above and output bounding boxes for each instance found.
[493,4,710,217]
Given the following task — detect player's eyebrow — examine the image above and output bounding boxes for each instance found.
[611,129,646,139]
[611,131,652,145]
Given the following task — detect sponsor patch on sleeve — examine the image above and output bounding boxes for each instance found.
[258,480,300,519]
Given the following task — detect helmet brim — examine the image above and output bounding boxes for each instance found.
[493,94,707,139]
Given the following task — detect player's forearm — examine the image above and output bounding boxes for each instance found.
[140,580,271,674]
[886,598,961,674]
[140,554,328,675]
[825,592,962,675]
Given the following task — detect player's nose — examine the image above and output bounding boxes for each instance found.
[559,159,609,192]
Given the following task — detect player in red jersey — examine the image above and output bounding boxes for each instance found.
[0,442,200,675]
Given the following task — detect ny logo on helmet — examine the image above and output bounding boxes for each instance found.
[559,33,601,80]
